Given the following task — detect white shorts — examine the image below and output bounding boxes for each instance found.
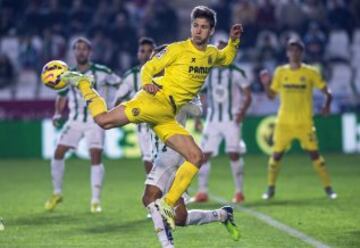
[137,124,153,162]
[201,120,246,156]
[57,120,105,149]
[145,147,184,194]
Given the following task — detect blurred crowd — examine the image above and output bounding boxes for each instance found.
[0,0,359,113]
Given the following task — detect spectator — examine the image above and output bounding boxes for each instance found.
[302,0,327,26]
[256,0,277,31]
[232,0,258,47]
[277,0,306,33]
[303,22,327,63]
[0,53,15,88]
[327,0,354,36]
[211,0,231,32]
[18,34,42,71]
[69,0,93,34]
[142,0,178,44]
[41,28,66,63]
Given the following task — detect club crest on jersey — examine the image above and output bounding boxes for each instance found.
[191,58,196,63]
[208,56,213,65]
[155,48,167,59]
[132,108,140,116]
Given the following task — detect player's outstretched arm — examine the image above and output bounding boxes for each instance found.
[259,69,277,100]
[320,86,332,116]
[215,24,243,66]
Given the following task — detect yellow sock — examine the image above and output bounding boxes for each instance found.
[164,161,199,207]
[268,157,281,186]
[78,79,107,117]
[312,156,331,187]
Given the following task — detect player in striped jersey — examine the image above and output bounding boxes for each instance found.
[192,39,252,204]
[44,37,121,213]
[114,37,156,174]
[143,98,240,247]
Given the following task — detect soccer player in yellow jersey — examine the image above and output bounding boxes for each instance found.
[61,6,243,229]
[260,38,337,200]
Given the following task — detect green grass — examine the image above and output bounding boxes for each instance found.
[0,154,359,247]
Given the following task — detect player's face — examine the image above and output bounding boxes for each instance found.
[286,45,303,63]
[74,42,91,65]
[138,44,154,65]
[191,18,214,46]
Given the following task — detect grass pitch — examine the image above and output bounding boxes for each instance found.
[0,153,359,247]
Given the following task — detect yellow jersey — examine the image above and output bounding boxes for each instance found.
[141,38,239,107]
[271,63,326,126]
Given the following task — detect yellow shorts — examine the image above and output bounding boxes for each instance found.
[273,123,319,152]
[121,90,189,141]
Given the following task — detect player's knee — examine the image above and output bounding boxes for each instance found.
[187,149,203,166]
[142,187,162,207]
[229,152,240,161]
[175,210,188,226]
[54,146,67,159]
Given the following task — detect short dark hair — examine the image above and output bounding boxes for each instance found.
[72,36,92,50]
[139,37,156,48]
[191,6,217,28]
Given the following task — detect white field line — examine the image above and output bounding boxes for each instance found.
[209,193,331,248]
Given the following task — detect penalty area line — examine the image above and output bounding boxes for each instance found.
[209,193,331,248]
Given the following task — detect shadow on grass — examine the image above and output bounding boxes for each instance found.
[81,218,150,234]
[11,212,85,226]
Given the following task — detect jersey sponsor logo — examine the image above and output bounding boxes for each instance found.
[132,108,141,116]
[188,66,211,74]
[282,83,307,90]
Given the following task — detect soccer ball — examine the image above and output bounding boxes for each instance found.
[41,60,69,90]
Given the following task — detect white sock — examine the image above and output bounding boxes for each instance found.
[147,202,174,248]
[51,158,65,195]
[198,161,211,193]
[186,209,227,225]
[91,164,104,204]
[231,158,244,193]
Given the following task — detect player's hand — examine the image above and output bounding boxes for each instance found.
[230,24,243,41]
[259,69,271,86]
[235,110,245,125]
[52,113,63,128]
[143,83,160,95]
[320,105,330,116]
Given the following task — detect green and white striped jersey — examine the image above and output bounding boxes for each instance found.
[204,64,249,122]
[59,63,121,123]
[115,65,141,102]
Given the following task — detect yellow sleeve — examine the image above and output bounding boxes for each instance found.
[140,44,179,86]
[214,39,240,66]
[311,69,326,89]
[270,67,281,93]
